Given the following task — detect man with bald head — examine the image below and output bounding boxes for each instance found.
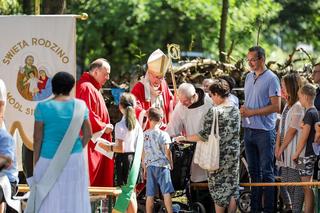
[76,58,114,187]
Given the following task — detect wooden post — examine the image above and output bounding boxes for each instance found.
[35,0,40,15]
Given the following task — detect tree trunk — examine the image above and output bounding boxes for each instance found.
[42,0,66,14]
[22,0,33,15]
[218,0,229,62]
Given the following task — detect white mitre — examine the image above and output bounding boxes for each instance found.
[147,49,170,76]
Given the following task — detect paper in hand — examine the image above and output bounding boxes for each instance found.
[94,138,115,159]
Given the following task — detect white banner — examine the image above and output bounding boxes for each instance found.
[0,16,76,157]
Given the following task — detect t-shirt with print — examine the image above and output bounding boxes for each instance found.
[303,107,319,157]
[143,127,171,169]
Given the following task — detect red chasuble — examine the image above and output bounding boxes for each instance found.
[76,72,114,186]
[131,80,173,130]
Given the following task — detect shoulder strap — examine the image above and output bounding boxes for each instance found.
[113,124,144,212]
[26,99,86,213]
[210,107,219,136]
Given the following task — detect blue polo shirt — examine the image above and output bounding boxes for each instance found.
[0,129,18,183]
[242,69,280,130]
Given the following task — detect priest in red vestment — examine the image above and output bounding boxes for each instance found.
[131,49,173,130]
[76,58,114,186]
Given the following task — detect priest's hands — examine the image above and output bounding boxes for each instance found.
[104,124,114,134]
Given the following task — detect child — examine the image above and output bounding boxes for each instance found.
[102,93,144,213]
[275,73,304,212]
[24,71,42,97]
[142,107,174,213]
[109,93,142,185]
[292,83,319,213]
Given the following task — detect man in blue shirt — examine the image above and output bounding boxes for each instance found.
[240,46,281,213]
[0,128,18,213]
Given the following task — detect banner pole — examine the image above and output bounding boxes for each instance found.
[76,13,89,20]
[35,0,40,15]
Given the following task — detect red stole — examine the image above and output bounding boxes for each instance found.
[131,80,173,130]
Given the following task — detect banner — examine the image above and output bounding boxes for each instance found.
[0,16,76,169]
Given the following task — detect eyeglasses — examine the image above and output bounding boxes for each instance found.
[246,57,261,63]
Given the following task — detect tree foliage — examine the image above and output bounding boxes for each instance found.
[1,0,319,81]
[0,0,21,14]
[270,0,320,51]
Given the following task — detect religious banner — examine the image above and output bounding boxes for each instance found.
[0,16,76,169]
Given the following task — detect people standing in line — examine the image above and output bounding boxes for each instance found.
[174,79,241,213]
[27,72,92,213]
[131,49,173,130]
[76,58,114,187]
[101,93,144,213]
[275,73,304,213]
[0,79,7,129]
[166,83,213,211]
[292,83,319,213]
[240,46,281,213]
[142,107,174,213]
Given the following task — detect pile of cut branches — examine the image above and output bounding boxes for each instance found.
[165,48,317,88]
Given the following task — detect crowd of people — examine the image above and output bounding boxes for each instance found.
[0,45,320,213]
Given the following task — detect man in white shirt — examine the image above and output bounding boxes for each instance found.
[166,83,213,211]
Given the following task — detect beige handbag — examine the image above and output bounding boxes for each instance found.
[193,107,220,171]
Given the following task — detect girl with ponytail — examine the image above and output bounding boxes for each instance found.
[105,92,144,213]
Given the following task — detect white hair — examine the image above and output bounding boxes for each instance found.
[202,78,214,86]
[178,83,196,98]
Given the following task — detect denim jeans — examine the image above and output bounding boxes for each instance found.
[244,128,276,213]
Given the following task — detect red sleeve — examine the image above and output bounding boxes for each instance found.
[76,83,106,133]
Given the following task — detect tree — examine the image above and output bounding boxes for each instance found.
[270,0,320,51]
[218,0,229,62]
[0,0,20,14]
[42,0,66,14]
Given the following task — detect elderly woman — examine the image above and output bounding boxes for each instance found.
[26,72,92,213]
[175,79,240,213]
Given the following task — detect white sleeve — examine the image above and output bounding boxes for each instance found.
[166,104,184,137]
[115,122,126,140]
[288,103,305,130]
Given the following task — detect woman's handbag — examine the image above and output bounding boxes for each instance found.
[193,107,220,171]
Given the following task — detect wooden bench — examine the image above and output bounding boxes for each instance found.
[17,184,122,213]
